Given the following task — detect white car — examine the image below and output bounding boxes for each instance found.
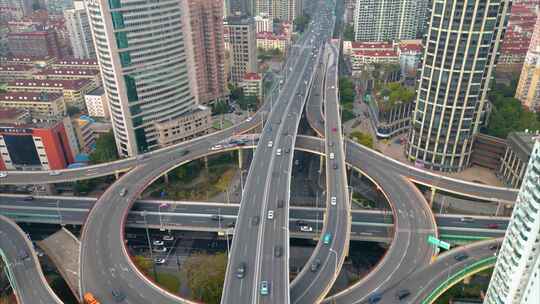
[163,235,174,241]
[49,171,61,176]
[153,247,167,253]
[210,145,223,151]
[0,172,7,178]
[329,153,335,160]
[267,210,274,220]
[300,225,313,232]
[154,258,166,265]
[268,141,273,148]
[276,149,282,156]
[153,240,164,246]
[330,196,337,206]
[246,116,253,122]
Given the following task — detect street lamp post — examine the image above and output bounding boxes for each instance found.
[158,203,167,231]
[141,211,158,282]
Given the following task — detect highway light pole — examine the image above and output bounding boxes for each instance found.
[141,211,158,282]
[158,203,167,231]
[56,200,62,226]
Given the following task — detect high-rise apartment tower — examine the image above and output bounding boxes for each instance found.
[64,1,95,59]
[85,0,197,156]
[406,0,511,172]
[485,138,540,304]
[516,13,540,112]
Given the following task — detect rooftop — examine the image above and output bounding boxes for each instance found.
[54,58,98,66]
[0,91,63,102]
[87,86,105,96]
[0,64,35,72]
[353,50,398,57]
[507,131,539,162]
[0,108,28,120]
[351,41,394,50]
[8,78,93,90]
[36,68,100,76]
[243,72,261,81]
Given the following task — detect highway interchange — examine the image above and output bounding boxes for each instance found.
[0,0,521,302]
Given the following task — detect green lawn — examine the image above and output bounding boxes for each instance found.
[157,273,181,294]
[212,119,233,130]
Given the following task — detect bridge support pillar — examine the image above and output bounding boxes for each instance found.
[319,155,324,173]
[238,149,243,170]
[429,187,436,207]
[204,156,209,170]
[163,172,169,184]
[115,171,120,180]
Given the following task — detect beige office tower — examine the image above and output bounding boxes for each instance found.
[85,0,197,156]
[225,16,257,84]
[406,0,511,172]
[516,14,540,112]
[184,0,228,105]
[64,1,96,59]
[485,139,540,304]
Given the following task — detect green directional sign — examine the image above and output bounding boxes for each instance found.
[427,235,451,250]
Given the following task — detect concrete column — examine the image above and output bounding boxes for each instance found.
[115,171,120,180]
[319,155,324,173]
[429,187,436,207]
[204,156,209,170]
[238,149,243,170]
[163,172,169,184]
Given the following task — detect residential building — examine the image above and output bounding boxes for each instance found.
[0,109,74,171]
[72,116,96,153]
[51,58,99,70]
[155,105,212,147]
[255,13,273,33]
[64,1,95,59]
[184,0,228,105]
[0,56,55,67]
[0,0,33,17]
[256,31,290,52]
[366,94,413,138]
[225,16,257,84]
[498,3,538,71]
[515,13,540,112]
[6,78,96,109]
[0,64,37,82]
[228,0,255,16]
[242,72,262,99]
[0,92,66,116]
[7,30,63,58]
[498,131,538,189]
[352,0,428,42]
[485,138,540,304]
[86,0,198,157]
[397,40,423,79]
[84,87,109,119]
[406,0,511,172]
[350,49,398,70]
[33,68,101,87]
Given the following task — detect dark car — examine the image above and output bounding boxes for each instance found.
[227,221,236,228]
[368,293,382,304]
[489,244,499,251]
[111,290,126,302]
[23,196,34,201]
[454,253,469,261]
[236,262,246,279]
[333,163,338,170]
[285,148,291,154]
[395,289,410,301]
[211,215,222,221]
[310,259,321,272]
[277,200,284,208]
[274,246,282,257]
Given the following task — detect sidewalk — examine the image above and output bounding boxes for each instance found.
[377,140,504,187]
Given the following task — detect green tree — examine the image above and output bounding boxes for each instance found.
[350,131,374,148]
[182,253,227,304]
[343,24,355,41]
[89,131,119,164]
[66,106,81,116]
[339,77,356,105]
[212,101,229,115]
[293,14,311,33]
[132,255,152,275]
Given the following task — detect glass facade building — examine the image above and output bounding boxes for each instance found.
[85,0,197,156]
